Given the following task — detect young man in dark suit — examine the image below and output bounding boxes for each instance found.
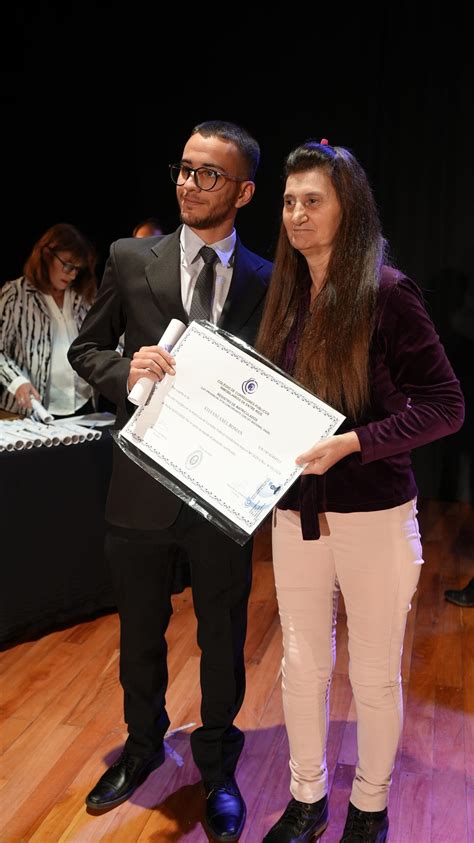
[68,120,272,841]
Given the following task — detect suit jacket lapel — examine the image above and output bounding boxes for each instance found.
[144,227,188,325]
[143,230,266,334]
[220,239,266,335]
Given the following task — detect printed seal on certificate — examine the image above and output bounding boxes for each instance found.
[114,320,345,545]
[244,478,282,516]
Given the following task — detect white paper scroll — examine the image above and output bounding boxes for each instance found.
[5,419,56,446]
[31,397,55,424]
[18,422,55,447]
[0,428,33,450]
[0,417,102,450]
[7,421,44,448]
[39,424,74,445]
[56,420,101,441]
[128,319,187,407]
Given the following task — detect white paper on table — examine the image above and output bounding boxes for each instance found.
[55,420,100,441]
[0,426,32,449]
[42,424,74,445]
[69,412,115,428]
[12,419,58,446]
[30,397,54,424]
[128,318,187,407]
[52,420,86,442]
[7,421,43,447]
[18,421,54,447]
[119,322,345,540]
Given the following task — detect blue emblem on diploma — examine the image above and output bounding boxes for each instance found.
[242,378,258,395]
[245,478,281,511]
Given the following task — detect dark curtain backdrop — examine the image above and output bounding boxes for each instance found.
[1,4,472,502]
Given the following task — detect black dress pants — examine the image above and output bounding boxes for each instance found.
[105,504,253,782]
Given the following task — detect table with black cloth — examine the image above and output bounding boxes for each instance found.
[0,430,116,648]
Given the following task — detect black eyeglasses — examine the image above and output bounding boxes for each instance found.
[48,249,85,275]
[169,163,247,192]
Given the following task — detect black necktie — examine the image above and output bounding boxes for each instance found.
[189,246,218,322]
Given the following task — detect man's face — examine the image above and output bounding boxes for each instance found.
[176,133,250,232]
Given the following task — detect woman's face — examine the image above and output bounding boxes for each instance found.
[47,249,84,292]
[283,167,342,259]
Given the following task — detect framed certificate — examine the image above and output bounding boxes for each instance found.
[116,321,345,544]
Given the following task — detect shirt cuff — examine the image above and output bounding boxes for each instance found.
[8,375,30,395]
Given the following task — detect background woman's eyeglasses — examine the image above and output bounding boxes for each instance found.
[169,163,246,192]
[48,249,84,275]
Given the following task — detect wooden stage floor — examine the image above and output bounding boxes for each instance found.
[0,499,472,842]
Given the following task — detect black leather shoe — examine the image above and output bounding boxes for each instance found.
[262,795,328,842]
[203,777,246,841]
[339,802,388,842]
[444,578,474,607]
[85,747,165,810]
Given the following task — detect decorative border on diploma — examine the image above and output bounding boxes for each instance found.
[121,324,342,532]
[179,326,340,435]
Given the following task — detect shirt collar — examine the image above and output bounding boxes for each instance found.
[180,225,236,269]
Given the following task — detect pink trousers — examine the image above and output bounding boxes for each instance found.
[272,500,423,811]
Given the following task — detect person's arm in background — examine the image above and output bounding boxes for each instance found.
[68,243,130,411]
[0,280,40,409]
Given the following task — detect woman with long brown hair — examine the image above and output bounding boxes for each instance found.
[258,141,464,843]
[0,223,97,417]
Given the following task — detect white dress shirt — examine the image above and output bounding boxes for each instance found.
[42,289,92,414]
[179,225,236,324]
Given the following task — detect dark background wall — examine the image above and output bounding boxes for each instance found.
[2,3,473,502]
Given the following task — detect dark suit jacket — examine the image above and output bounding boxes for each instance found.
[68,227,272,530]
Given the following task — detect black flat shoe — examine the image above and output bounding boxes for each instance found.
[203,776,246,841]
[85,747,165,810]
[444,578,474,607]
[339,802,388,842]
[262,795,329,842]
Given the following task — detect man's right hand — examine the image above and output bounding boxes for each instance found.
[127,345,176,391]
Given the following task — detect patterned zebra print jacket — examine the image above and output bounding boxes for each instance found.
[0,277,92,415]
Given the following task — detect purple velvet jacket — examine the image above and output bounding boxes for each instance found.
[278,267,465,539]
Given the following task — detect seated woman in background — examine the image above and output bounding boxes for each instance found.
[0,222,97,418]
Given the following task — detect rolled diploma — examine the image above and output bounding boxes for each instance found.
[30,397,55,424]
[128,319,186,407]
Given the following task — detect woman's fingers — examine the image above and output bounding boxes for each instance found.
[15,383,37,409]
[296,433,361,475]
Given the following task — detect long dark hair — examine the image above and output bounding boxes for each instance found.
[24,223,97,304]
[256,141,386,419]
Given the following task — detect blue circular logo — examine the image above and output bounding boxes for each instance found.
[242,378,258,395]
